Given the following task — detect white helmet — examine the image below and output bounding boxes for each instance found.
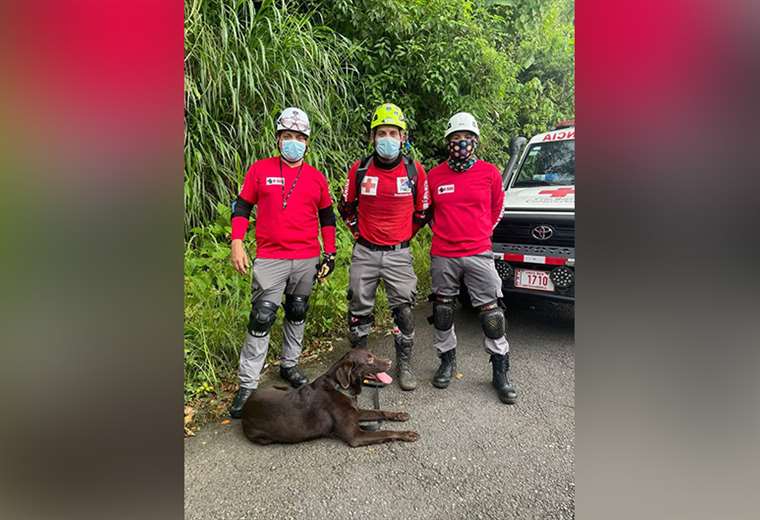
[276,107,311,136]
[445,112,480,139]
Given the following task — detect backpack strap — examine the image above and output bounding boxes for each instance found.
[355,155,417,202]
[351,153,418,222]
[353,155,373,203]
[346,155,420,238]
[402,155,418,202]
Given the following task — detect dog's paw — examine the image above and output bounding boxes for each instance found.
[392,412,410,422]
[401,431,419,442]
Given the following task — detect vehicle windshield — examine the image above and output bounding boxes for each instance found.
[511,140,575,188]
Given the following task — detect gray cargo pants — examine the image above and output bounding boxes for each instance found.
[348,242,417,346]
[430,252,509,355]
[238,257,319,389]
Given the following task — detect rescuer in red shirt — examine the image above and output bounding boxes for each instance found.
[425,112,517,404]
[227,107,338,418]
[338,103,429,391]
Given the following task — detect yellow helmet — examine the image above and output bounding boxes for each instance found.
[370,103,407,131]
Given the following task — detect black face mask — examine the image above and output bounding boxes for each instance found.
[447,138,478,172]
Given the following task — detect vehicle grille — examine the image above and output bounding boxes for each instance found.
[493,243,575,258]
[492,219,575,247]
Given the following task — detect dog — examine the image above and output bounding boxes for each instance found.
[241,348,419,447]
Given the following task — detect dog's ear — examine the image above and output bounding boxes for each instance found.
[335,361,353,389]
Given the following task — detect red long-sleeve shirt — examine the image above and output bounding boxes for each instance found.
[341,157,428,245]
[231,157,336,259]
[427,159,504,257]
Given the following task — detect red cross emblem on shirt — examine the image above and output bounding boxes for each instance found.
[539,187,575,198]
[361,176,378,195]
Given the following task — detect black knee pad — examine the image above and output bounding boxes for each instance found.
[479,301,506,339]
[248,300,279,337]
[284,294,309,325]
[429,295,455,331]
[392,304,415,335]
[348,313,373,347]
[348,313,374,329]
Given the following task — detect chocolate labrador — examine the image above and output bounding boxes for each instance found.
[241,348,419,447]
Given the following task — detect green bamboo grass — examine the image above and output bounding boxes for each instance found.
[185,0,364,229]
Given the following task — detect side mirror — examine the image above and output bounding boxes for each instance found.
[502,136,527,187]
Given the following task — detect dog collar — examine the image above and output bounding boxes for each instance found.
[332,383,357,400]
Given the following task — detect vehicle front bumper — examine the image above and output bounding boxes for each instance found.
[493,243,575,301]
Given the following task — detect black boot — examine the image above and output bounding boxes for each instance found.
[394,338,418,391]
[432,349,456,389]
[280,365,308,388]
[490,353,517,404]
[229,387,255,419]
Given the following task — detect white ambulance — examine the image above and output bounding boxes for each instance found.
[492,121,575,302]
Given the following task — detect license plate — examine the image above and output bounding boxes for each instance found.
[514,268,555,292]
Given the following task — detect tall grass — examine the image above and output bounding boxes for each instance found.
[184,0,365,229]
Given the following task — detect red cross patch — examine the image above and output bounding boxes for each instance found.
[361,176,378,196]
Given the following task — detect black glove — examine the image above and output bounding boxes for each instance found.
[317,253,336,280]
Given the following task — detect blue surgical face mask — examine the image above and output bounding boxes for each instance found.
[375,136,401,160]
[281,139,306,162]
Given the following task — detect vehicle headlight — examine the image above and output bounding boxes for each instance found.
[550,266,574,289]
[495,260,514,280]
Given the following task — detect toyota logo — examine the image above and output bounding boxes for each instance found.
[531,225,554,240]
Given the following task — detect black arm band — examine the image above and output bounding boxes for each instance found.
[318,205,337,227]
[413,208,433,226]
[337,199,357,221]
[232,197,253,219]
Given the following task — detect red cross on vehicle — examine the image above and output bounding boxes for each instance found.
[361,177,377,192]
[539,187,575,198]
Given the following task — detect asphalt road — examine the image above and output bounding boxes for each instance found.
[185,297,575,520]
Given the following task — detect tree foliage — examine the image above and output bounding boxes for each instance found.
[184,0,574,229]
[185,0,366,228]
[294,0,574,169]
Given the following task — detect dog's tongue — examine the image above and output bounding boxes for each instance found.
[375,371,392,384]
